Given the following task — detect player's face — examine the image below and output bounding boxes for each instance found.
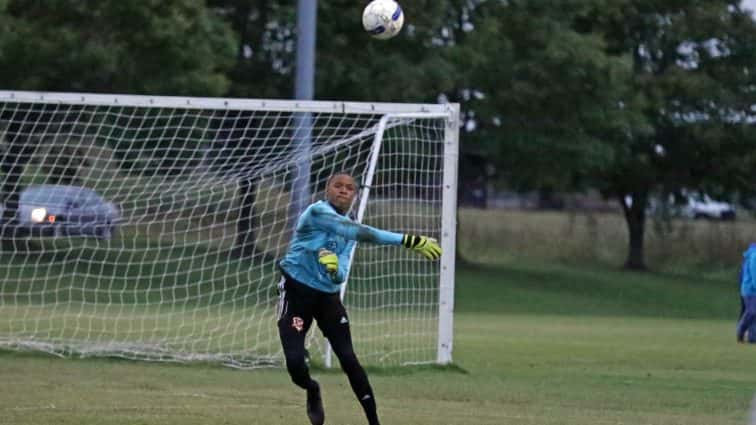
[326,174,357,213]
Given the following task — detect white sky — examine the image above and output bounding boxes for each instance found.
[743,0,756,14]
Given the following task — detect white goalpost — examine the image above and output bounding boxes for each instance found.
[0,90,459,368]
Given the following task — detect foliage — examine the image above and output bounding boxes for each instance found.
[208,0,459,101]
[315,0,458,102]
[0,0,237,95]
[207,0,295,98]
[594,0,756,199]
[450,1,648,192]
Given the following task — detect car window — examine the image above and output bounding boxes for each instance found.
[79,191,104,206]
[21,187,72,207]
[21,186,102,208]
[65,189,102,208]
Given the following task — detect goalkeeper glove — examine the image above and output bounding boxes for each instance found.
[318,249,338,275]
[402,235,441,260]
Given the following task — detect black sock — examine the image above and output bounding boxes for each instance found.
[358,391,379,425]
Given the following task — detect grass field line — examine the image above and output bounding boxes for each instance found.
[3,398,619,425]
[2,388,298,413]
[380,399,633,425]
[2,402,298,413]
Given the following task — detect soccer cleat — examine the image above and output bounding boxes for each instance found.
[306,381,325,425]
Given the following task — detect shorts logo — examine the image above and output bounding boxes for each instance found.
[292,317,304,332]
[340,316,348,324]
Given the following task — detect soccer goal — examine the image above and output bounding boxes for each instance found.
[0,90,458,368]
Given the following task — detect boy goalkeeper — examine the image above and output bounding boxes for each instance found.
[277,173,441,425]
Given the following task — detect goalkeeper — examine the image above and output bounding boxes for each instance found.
[277,173,441,425]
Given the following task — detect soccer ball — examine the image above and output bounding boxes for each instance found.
[362,0,404,40]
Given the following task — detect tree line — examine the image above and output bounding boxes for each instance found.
[2,0,756,269]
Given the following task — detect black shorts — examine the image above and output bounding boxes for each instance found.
[277,272,350,340]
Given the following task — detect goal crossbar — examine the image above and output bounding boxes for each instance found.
[0,90,452,115]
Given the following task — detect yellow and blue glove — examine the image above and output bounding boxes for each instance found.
[318,249,339,276]
[402,235,441,260]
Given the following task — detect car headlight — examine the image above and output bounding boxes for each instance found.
[30,208,47,223]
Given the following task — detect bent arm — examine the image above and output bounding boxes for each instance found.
[310,208,403,245]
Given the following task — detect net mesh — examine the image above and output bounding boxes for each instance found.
[0,94,450,368]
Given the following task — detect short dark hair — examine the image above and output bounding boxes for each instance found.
[326,173,355,188]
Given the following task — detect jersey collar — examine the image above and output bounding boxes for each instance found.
[325,200,348,216]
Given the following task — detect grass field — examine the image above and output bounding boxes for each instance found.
[1,259,755,425]
[458,208,756,273]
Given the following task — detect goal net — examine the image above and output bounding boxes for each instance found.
[0,91,458,368]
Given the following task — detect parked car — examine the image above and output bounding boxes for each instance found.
[679,193,736,220]
[647,192,736,221]
[0,185,120,239]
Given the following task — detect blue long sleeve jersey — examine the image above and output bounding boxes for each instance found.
[741,243,756,296]
[279,200,404,293]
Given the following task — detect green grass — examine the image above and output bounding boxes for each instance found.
[1,260,755,425]
[457,260,736,319]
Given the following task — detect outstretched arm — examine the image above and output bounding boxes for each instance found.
[310,205,442,260]
[309,207,403,245]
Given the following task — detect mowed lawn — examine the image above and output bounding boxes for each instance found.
[1,261,756,425]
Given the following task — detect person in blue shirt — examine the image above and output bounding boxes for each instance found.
[277,173,440,425]
[737,243,756,343]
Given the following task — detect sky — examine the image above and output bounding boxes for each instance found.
[743,0,756,14]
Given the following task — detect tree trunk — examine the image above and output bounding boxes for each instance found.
[232,179,257,257]
[620,192,647,270]
[231,178,272,263]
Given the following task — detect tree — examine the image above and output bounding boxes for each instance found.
[592,0,756,269]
